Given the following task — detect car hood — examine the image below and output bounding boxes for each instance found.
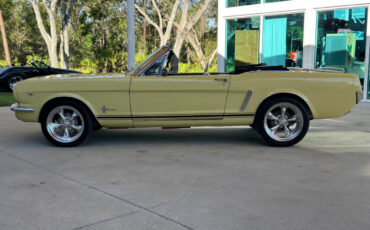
[14,72,129,93]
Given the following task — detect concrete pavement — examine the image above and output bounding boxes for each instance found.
[1,103,370,230]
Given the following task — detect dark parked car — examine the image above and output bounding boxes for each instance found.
[0,61,80,91]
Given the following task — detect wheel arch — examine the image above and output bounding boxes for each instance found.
[38,96,100,127]
[3,71,27,91]
[255,93,314,120]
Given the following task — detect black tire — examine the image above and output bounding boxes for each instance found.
[93,124,103,131]
[255,97,310,147]
[40,101,93,147]
[6,75,24,92]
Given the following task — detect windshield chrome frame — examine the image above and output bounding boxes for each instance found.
[137,51,170,76]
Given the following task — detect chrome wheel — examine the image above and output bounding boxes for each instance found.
[46,106,84,144]
[263,102,304,142]
[8,75,23,90]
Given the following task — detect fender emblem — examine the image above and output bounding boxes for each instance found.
[101,105,117,113]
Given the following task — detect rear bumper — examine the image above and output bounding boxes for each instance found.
[10,103,34,112]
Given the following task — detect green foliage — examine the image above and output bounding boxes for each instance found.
[1,0,218,73]
[74,58,98,74]
[178,63,217,73]
[26,55,47,64]
[0,60,7,67]
[0,92,15,107]
[135,53,147,66]
[0,0,48,65]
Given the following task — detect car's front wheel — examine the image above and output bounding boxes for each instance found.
[41,102,92,147]
[7,75,24,91]
[255,97,310,147]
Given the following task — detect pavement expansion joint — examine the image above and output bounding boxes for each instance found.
[0,150,194,230]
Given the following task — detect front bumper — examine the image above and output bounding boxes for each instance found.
[10,103,34,112]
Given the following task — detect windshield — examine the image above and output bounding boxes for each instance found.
[132,48,162,73]
[0,67,10,74]
[131,47,168,74]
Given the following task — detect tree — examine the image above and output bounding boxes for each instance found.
[59,0,76,69]
[0,9,11,66]
[1,0,218,73]
[172,0,211,57]
[30,0,76,68]
[70,0,128,73]
[135,0,181,47]
[136,0,213,67]
[30,0,59,67]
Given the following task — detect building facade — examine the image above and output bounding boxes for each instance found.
[217,0,370,101]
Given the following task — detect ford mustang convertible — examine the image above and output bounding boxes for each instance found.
[11,46,362,147]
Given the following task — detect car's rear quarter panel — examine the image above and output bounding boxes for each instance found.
[227,71,359,119]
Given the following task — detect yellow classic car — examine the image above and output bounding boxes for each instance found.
[11,46,362,147]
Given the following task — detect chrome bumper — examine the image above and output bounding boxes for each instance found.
[10,103,34,112]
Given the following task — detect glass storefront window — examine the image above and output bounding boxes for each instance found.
[226,17,260,72]
[368,51,370,99]
[316,8,368,90]
[227,0,260,7]
[262,14,304,67]
[264,0,289,3]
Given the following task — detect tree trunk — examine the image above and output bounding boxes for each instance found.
[59,0,75,69]
[173,0,189,57]
[135,0,181,47]
[48,43,58,67]
[0,9,11,66]
[63,28,69,69]
[142,16,147,52]
[59,26,70,69]
[200,14,206,40]
[173,0,211,58]
[30,0,59,67]
[59,33,65,68]
[186,31,206,69]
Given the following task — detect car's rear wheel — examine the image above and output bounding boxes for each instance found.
[7,75,24,91]
[41,102,92,147]
[255,97,309,147]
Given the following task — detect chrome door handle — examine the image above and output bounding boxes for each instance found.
[214,78,228,85]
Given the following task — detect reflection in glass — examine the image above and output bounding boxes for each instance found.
[368,50,370,99]
[264,0,289,2]
[226,17,260,72]
[262,14,304,67]
[316,8,368,89]
[227,0,260,7]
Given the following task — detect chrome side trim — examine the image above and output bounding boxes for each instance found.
[240,90,252,112]
[10,103,34,112]
[134,116,223,121]
[97,113,255,120]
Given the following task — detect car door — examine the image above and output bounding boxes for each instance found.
[130,61,230,122]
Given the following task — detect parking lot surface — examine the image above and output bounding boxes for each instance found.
[1,103,370,230]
